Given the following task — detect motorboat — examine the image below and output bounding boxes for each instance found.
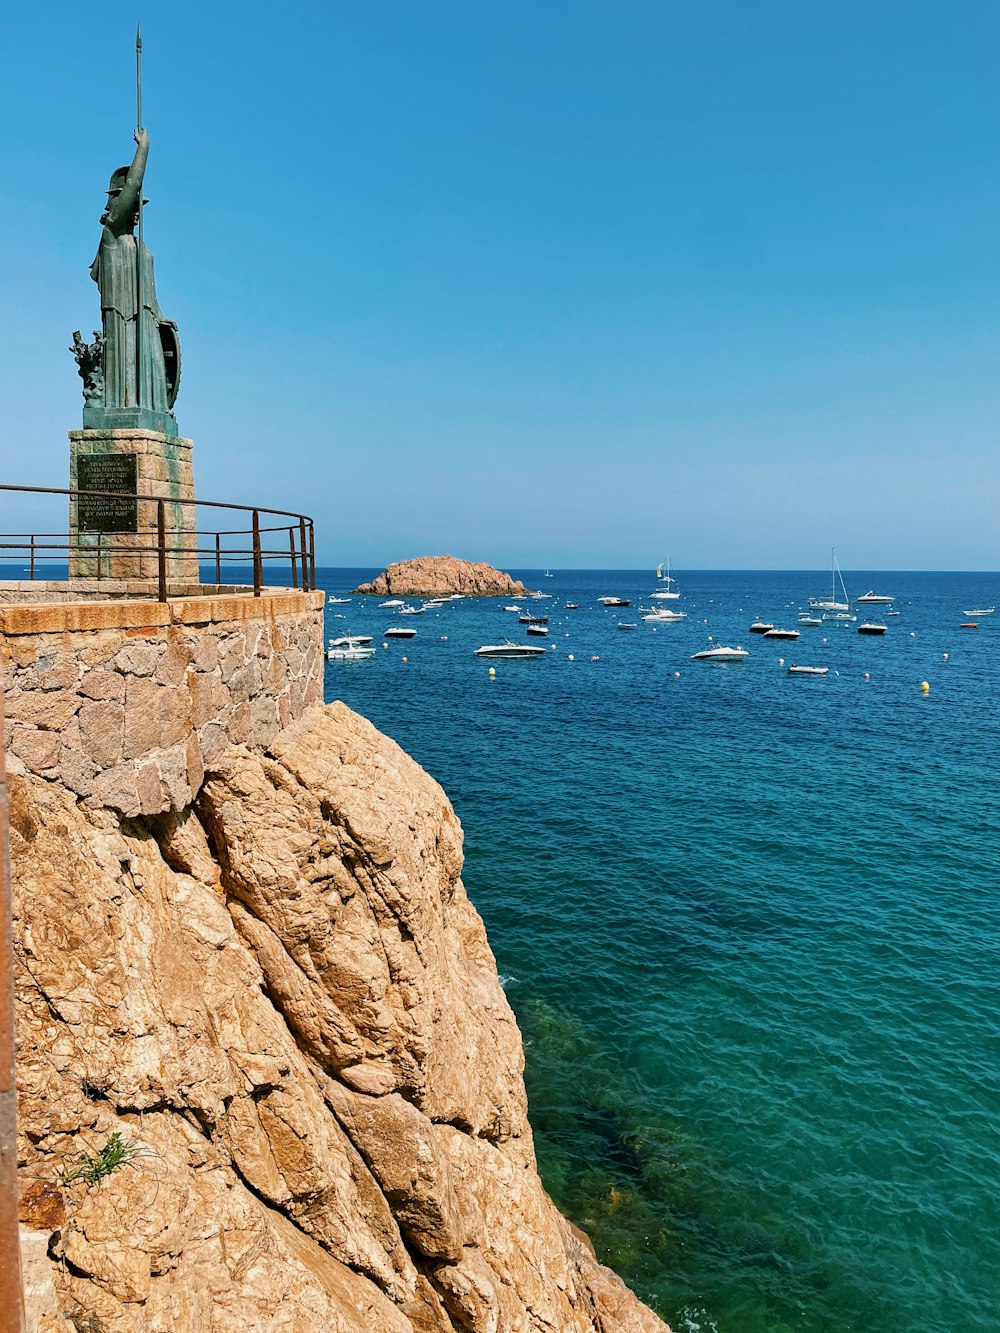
[617,621,638,631]
[519,614,548,624]
[398,605,426,615]
[327,635,375,660]
[564,603,580,610]
[327,596,352,604]
[857,591,895,604]
[326,645,376,660]
[764,628,800,640]
[597,596,630,607]
[963,607,995,616]
[503,605,521,612]
[641,608,687,622]
[787,665,828,676]
[823,611,856,622]
[474,641,547,659]
[526,624,549,636]
[378,599,405,608]
[749,621,773,634]
[960,622,979,629]
[384,626,417,638]
[797,616,823,626]
[691,645,750,661]
[809,548,851,611]
[857,622,887,635]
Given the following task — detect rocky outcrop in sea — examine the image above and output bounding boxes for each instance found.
[13,701,668,1331]
[354,556,530,598]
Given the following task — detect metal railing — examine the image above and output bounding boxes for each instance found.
[0,484,316,602]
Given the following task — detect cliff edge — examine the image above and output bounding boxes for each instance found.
[353,556,529,598]
[13,701,667,1331]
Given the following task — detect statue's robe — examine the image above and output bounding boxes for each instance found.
[90,230,176,414]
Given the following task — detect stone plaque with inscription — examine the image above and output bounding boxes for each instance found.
[77,453,138,533]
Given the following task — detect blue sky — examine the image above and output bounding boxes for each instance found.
[2,2,999,569]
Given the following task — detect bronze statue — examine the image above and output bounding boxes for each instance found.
[70,329,105,403]
[76,29,181,432]
[87,127,180,426]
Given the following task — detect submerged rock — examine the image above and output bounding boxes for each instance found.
[13,701,667,1331]
[354,555,530,597]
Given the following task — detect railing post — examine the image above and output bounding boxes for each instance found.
[288,527,298,589]
[252,510,262,597]
[214,532,221,586]
[309,521,316,591]
[298,518,308,590]
[157,500,167,603]
[29,536,34,582]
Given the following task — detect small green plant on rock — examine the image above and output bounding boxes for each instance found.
[56,1131,150,1187]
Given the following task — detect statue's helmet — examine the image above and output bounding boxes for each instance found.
[106,167,131,195]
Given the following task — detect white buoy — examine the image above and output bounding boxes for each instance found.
[488,666,496,677]
[568,654,574,661]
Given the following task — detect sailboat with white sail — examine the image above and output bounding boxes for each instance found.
[809,549,850,612]
[650,556,681,599]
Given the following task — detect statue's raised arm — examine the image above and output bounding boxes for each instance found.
[102,128,149,235]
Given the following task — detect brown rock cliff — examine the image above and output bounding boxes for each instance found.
[353,557,530,598]
[13,701,667,1331]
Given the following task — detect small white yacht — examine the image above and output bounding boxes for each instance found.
[398,605,426,615]
[857,622,887,635]
[963,607,995,616]
[642,608,687,622]
[327,596,352,604]
[691,645,750,661]
[764,628,800,640]
[379,599,405,608]
[787,665,828,676]
[474,641,547,659]
[856,591,895,604]
[327,635,375,660]
[797,615,823,627]
[384,626,417,639]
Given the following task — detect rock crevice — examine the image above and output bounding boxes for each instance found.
[14,701,667,1331]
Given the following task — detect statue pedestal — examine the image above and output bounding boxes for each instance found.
[69,428,198,582]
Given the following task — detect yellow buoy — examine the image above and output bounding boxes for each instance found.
[920,681,930,692]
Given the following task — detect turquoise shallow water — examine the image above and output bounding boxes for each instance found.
[320,568,999,1333]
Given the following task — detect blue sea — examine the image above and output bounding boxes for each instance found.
[318,568,999,1333]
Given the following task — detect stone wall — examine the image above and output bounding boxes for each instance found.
[0,590,325,818]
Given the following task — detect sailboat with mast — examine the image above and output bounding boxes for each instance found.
[650,556,681,599]
[809,549,850,612]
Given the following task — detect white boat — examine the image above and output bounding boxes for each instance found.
[823,611,855,622]
[764,628,800,640]
[598,596,630,606]
[857,622,887,635]
[503,605,522,612]
[544,569,554,578]
[326,645,376,660]
[787,665,828,676]
[617,621,638,631]
[649,557,681,599]
[963,607,995,616]
[526,624,549,636]
[398,605,426,615]
[474,641,547,659]
[642,608,687,622]
[797,615,823,626]
[809,549,850,611]
[749,621,773,634]
[327,635,375,660]
[691,644,749,661]
[327,596,352,604]
[857,590,895,604]
[384,626,416,638]
[379,599,405,608]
